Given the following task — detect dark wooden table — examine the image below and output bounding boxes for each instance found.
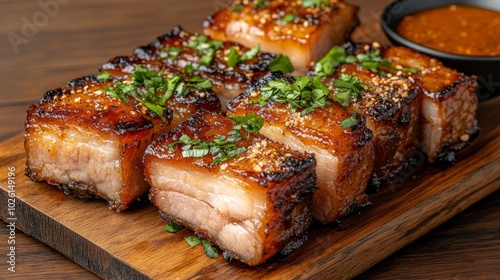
[0,0,498,278]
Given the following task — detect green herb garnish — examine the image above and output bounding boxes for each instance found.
[332,74,368,107]
[281,14,296,24]
[185,64,197,75]
[184,237,218,258]
[301,0,329,8]
[103,65,212,120]
[269,54,294,74]
[189,76,213,91]
[315,46,421,76]
[96,71,112,81]
[201,240,218,258]
[251,76,330,115]
[185,236,202,247]
[256,0,268,9]
[168,112,264,164]
[187,35,223,66]
[227,47,240,68]
[163,222,183,233]
[227,45,260,67]
[232,3,244,12]
[160,47,182,60]
[314,46,346,77]
[341,115,358,129]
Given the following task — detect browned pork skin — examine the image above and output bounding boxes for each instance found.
[320,63,420,181]
[25,70,220,211]
[343,42,479,163]
[204,0,359,73]
[144,110,317,266]
[227,72,374,224]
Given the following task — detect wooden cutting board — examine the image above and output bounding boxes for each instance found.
[1,98,499,279]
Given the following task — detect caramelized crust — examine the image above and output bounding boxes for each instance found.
[144,110,316,265]
[25,75,169,211]
[227,72,374,223]
[344,42,479,162]
[204,0,359,71]
[100,55,221,127]
[316,42,479,164]
[25,66,221,211]
[321,63,419,180]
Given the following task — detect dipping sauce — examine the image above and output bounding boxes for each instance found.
[397,5,500,56]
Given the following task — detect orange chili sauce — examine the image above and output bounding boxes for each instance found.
[397,5,500,56]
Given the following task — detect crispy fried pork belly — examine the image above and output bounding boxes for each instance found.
[227,72,374,224]
[133,26,277,108]
[25,69,221,211]
[100,56,221,127]
[204,0,359,72]
[380,45,479,162]
[343,42,479,163]
[321,63,419,181]
[144,110,316,266]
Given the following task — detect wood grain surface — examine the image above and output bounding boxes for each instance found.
[0,96,498,279]
[0,0,499,279]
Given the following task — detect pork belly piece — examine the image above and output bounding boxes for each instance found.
[133,26,286,108]
[99,56,221,127]
[227,72,374,224]
[380,45,479,163]
[144,110,316,266]
[204,0,359,73]
[318,62,419,181]
[25,68,220,211]
[313,42,478,164]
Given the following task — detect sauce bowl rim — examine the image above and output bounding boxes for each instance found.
[380,0,500,61]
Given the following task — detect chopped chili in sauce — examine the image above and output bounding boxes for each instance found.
[397,5,500,56]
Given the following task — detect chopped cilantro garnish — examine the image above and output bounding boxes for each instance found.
[102,65,212,120]
[185,64,197,75]
[160,47,182,60]
[241,45,260,61]
[281,14,296,24]
[168,112,264,164]
[227,45,260,67]
[251,76,330,115]
[189,76,213,91]
[227,47,240,67]
[256,0,268,9]
[232,3,244,12]
[269,54,294,74]
[96,71,112,81]
[201,240,218,258]
[163,222,183,233]
[332,74,368,107]
[301,0,329,8]
[341,115,358,129]
[314,46,346,77]
[184,237,218,258]
[185,236,202,247]
[187,35,223,66]
[315,46,421,76]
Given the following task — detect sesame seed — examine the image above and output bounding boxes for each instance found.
[460,134,470,142]
[220,163,228,170]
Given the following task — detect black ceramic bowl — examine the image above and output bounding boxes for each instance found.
[381,0,500,100]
